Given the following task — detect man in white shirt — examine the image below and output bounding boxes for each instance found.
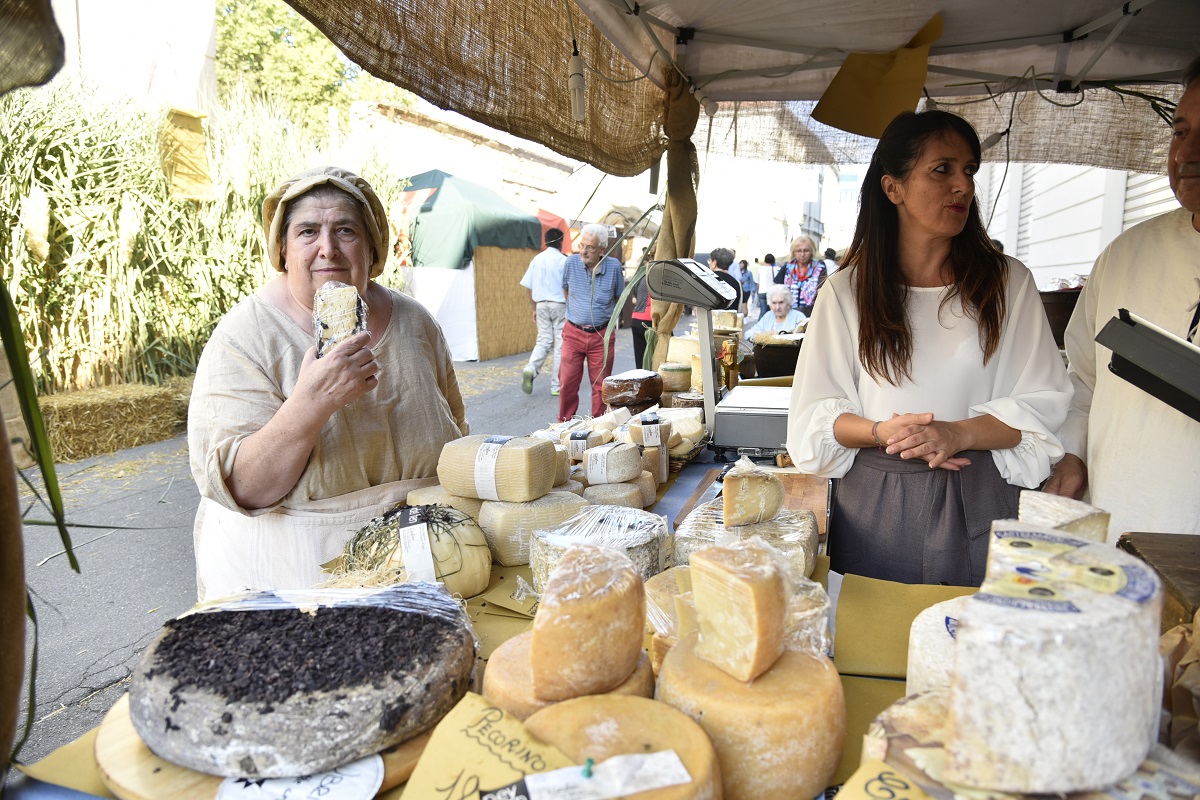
[1044,55,1200,540]
[823,247,839,275]
[520,228,568,396]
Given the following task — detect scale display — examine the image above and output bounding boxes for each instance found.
[646,259,738,310]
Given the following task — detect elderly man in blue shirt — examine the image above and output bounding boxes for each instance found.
[558,223,626,421]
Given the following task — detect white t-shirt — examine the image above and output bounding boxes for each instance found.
[520,247,568,303]
[757,263,774,289]
[1060,207,1200,540]
[787,259,1072,488]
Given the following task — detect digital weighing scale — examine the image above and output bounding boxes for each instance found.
[645,258,793,460]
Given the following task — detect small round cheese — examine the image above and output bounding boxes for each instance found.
[658,362,692,393]
[583,482,642,509]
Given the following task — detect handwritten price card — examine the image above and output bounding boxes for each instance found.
[402,693,574,799]
[838,760,935,800]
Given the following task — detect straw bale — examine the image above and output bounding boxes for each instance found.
[40,381,190,462]
[474,246,539,362]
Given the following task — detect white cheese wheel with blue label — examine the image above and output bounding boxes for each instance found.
[943,521,1163,793]
[905,595,970,695]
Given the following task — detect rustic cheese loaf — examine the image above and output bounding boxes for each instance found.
[437,435,556,502]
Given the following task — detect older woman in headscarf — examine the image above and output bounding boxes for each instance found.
[743,284,807,341]
[188,166,469,600]
[783,234,826,316]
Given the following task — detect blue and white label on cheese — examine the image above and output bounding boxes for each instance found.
[973,592,1082,614]
[483,751,692,800]
[1116,563,1159,604]
[475,435,515,500]
[586,443,619,485]
[944,615,958,639]
[639,412,661,446]
[217,754,384,800]
[397,507,436,584]
[569,430,591,460]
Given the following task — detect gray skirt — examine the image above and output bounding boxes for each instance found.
[828,446,1020,586]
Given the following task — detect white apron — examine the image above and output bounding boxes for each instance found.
[194,477,438,601]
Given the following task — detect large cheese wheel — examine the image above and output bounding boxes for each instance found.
[582,482,642,509]
[129,584,474,779]
[477,492,589,567]
[584,442,643,484]
[529,504,670,593]
[906,596,971,695]
[674,498,818,579]
[691,541,786,682]
[437,435,556,502]
[943,521,1162,793]
[1017,490,1109,543]
[524,695,720,800]
[659,362,692,393]
[666,335,701,365]
[531,545,645,701]
[657,633,845,800]
[403,484,483,522]
[601,369,663,405]
[721,457,784,526]
[482,632,654,720]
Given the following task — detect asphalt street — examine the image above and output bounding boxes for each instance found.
[13,322,661,767]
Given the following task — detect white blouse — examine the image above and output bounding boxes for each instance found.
[786,259,1072,488]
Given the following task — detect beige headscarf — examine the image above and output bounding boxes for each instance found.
[262,166,390,279]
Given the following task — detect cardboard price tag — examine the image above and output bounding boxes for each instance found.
[402,693,574,799]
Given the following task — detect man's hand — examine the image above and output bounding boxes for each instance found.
[1043,453,1088,499]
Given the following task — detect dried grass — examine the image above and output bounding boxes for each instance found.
[473,246,538,362]
[39,378,193,462]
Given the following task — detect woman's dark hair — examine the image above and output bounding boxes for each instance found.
[844,109,1008,385]
[764,253,776,265]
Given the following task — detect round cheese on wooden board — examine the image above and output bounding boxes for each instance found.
[128,584,474,779]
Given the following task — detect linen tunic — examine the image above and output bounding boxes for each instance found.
[787,259,1071,488]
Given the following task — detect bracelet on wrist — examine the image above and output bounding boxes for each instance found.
[872,420,883,451]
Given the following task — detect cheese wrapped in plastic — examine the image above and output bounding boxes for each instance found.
[437,435,556,502]
[674,497,818,579]
[601,369,663,405]
[313,281,366,357]
[478,491,590,567]
[721,456,784,526]
[529,504,671,593]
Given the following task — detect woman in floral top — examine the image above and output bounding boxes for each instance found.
[784,235,826,315]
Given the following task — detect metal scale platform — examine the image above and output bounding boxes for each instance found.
[646,258,791,462]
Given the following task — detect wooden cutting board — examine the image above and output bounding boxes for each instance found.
[95,694,428,800]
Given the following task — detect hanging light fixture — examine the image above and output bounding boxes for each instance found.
[568,43,586,122]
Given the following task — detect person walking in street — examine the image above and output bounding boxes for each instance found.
[756,254,776,317]
[520,227,567,395]
[558,223,626,421]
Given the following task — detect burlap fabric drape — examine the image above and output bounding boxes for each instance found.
[0,0,63,97]
[647,69,699,370]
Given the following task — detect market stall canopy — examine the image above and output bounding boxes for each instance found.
[279,0,1197,175]
[536,208,575,255]
[398,169,543,269]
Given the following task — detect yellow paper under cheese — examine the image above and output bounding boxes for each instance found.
[691,541,786,682]
[531,544,645,701]
[437,435,556,502]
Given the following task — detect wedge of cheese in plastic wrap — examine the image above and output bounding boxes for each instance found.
[482,631,654,721]
[674,497,817,579]
[601,368,664,405]
[530,544,645,701]
[524,696,721,800]
[437,435,556,502]
[403,484,483,522]
[905,595,970,695]
[529,505,671,593]
[584,442,643,484]
[477,491,589,567]
[330,503,491,599]
[721,456,784,526]
[942,521,1162,793]
[1017,489,1110,543]
[313,280,366,357]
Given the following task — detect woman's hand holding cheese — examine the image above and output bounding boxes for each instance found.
[294,332,380,415]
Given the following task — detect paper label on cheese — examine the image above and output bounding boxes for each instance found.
[639,412,661,446]
[397,507,437,584]
[836,760,934,800]
[483,751,692,800]
[216,754,383,799]
[475,435,515,500]
[569,431,591,459]
[586,443,619,484]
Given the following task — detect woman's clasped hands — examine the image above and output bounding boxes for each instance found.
[878,412,973,471]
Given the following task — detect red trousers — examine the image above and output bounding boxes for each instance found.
[558,321,616,421]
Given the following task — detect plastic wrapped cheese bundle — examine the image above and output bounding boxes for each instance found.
[529,504,671,593]
[313,280,366,357]
[478,491,589,567]
[437,435,556,502]
[673,497,818,579]
[721,456,784,526]
[325,503,491,598]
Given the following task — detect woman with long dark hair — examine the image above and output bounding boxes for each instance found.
[786,111,1071,586]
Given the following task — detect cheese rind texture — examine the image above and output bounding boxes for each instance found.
[482,632,654,721]
[721,456,784,526]
[691,542,786,682]
[531,544,646,701]
[437,435,556,502]
[529,505,669,594]
[477,492,589,567]
[582,482,642,509]
[1017,489,1110,543]
[601,369,664,405]
[404,484,483,522]
[905,595,970,695]
[657,633,845,800]
[674,498,818,579]
[943,522,1162,793]
[524,695,720,800]
[585,442,644,484]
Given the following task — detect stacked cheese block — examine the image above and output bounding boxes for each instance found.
[482,544,654,721]
[656,538,845,800]
[436,435,587,567]
[601,368,663,416]
[657,361,692,407]
[529,504,671,593]
[674,460,819,580]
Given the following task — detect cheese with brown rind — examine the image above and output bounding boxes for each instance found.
[482,632,654,721]
[721,456,784,526]
[531,545,645,701]
[477,492,589,566]
[437,435,556,502]
[601,369,663,405]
